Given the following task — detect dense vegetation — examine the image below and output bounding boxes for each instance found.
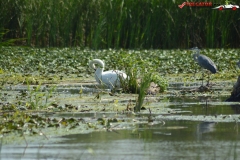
[1,0,239,137]
[1,0,239,49]
[0,47,239,82]
[0,47,239,134]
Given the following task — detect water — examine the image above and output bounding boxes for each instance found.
[168,96,240,115]
[1,81,240,159]
[1,121,239,160]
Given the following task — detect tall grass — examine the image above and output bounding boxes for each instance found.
[0,0,239,48]
[134,72,152,112]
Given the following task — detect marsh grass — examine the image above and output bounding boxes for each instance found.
[0,30,25,47]
[120,67,139,94]
[113,52,168,111]
[0,0,239,48]
[135,73,152,112]
[26,80,56,109]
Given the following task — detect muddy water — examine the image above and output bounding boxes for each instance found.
[1,81,240,159]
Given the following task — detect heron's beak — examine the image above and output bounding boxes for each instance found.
[189,47,199,50]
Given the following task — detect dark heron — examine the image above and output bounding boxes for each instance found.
[190,47,217,85]
[237,60,240,68]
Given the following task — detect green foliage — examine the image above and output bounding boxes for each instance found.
[109,51,168,111]
[135,72,152,112]
[0,47,239,83]
[26,79,56,109]
[0,30,20,47]
[0,107,85,135]
[117,52,142,93]
[0,0,239,48]
[151,74,168,92]
[114,50,165,94]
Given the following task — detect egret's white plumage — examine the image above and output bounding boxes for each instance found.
[89,59,127,89]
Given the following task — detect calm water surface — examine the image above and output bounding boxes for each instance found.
[1,83,240,159]
[1,120,239,160]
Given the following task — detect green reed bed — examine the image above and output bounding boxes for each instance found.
[0,0,239,49]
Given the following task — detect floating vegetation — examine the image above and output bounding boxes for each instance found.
[0,47,238,83]
[0,47,239,137]
[0,109,85,135]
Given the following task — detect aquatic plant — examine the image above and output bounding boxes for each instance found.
[151,74,168,93]
[0,47,239,85]
[79,85,83,98]
[0,0,239,48]
[0,107,87,136]
[0,47,239,137]
[26,80,56,109]
[97,117,119,132]
[135,72,152,112]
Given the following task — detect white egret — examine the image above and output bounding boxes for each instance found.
[89,59,127,89]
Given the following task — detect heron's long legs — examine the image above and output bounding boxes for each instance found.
[200,69,212,86]
[207,73,210,86]
[201,68,204,86]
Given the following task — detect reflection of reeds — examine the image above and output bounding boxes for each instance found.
[0,136,2,156]
[0,0,239,48]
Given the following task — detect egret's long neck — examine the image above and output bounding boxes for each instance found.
[89,61,95,70]
[93,59,105,82]
[95,68,103,77]
[95,60,104,73]
[89,59,105,70]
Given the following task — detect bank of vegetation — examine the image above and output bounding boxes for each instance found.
[0,0,239,49]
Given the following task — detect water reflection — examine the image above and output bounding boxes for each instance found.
[1,121,239,160]
[169,95,240,115]
[230,104,240,114]
[196,122,216,140]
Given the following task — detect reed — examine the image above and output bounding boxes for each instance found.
[0,0,239,48]
[135,72,152,112]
